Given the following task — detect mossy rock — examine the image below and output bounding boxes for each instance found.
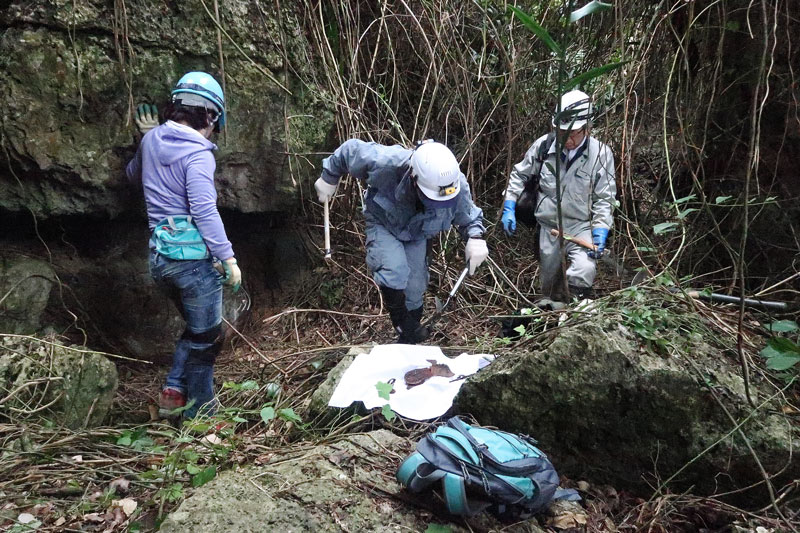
[454,318,798,502]
[0,253,56,333]
[160,430,548,533]
[0,335,118,428]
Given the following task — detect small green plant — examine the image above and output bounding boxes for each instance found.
[760,320,800,373]
[376,381,396,422]
[620,286,679,352]
[320,278,344,308]
[116,427,157,452]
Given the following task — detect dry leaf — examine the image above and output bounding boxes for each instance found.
[112,498,138,517]
[550,510,588,529]
[577,480,590,491]
[71,455,83,463]
[17,513,36,524]
[54,517,66,526]
[84,512,104,522]
[202,433,222,446]
[108,477,130,494]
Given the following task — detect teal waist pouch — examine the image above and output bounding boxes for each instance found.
[152,215,210,260]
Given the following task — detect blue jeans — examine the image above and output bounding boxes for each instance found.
[149,251,223,418]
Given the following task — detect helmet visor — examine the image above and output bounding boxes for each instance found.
[416,184,459,210]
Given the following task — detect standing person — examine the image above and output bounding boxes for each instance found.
[127,71,242,419]
[314,140,489,343]
[501,90,616,302]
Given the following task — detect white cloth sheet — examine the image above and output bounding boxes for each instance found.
[328,344,495,421]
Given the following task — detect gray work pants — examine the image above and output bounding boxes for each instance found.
[365,222,428,310]
[538,224,596,300]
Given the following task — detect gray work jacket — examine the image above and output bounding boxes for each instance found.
[504,134,616,231]
[321,139,485,242]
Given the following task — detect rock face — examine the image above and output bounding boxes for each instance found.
[160,430,548,533]
[0,0,329,354]
[0,335,118,428]
[0,253,56,333]
[454,320,798,500]
[0,1,333,218]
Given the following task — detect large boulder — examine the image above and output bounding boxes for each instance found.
[160,430,548,533]
[454,318,798,501]
[0,253,56,333]
[0,1,333,218]
[0,335,118,428]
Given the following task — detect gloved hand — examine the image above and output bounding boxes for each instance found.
[134,104,159,135]
[314,176,337,203]
[465,238,489,275]
[222,258,242,293]
[588,227,609,258]
[501,200,517,236]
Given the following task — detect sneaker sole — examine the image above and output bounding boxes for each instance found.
[158,407,183,419]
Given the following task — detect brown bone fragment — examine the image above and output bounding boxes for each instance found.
[404,359,455,388]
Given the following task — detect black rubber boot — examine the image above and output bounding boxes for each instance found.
[380,286,408,329]
[398,306,430,344]
[568,284,594,300]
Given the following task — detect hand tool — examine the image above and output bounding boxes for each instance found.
[323,198,332,262]
[424,266,470,328]
[549,227,627,277]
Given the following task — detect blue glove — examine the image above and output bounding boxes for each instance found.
[588,228,609,258]
[501,200,517,236]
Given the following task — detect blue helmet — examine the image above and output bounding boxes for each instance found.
[171,71,226,126]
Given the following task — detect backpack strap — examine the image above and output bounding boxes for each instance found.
[443,472,492,516]
[396,452,446,493]
[537,132,555,165]
[554,488,582,502]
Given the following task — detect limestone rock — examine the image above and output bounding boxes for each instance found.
[307,345,370,422]
[0,253,56,333]
[0,335,118,428]
[454,320,799,499]
[160,430,548,533]
[0,1,334,218]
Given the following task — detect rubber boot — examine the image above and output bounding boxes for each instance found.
[380,286,408,329]
[399,307,429,344]
[568,284,593,300]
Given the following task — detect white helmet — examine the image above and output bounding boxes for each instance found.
[552,90,592,130]
[410,141,461,205]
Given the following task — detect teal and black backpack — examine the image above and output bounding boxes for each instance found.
[396,416,579,517]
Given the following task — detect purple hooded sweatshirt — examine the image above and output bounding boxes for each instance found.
[127,121,234,260]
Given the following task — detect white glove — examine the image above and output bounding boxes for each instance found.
[134,104,159,135]
[465,238,489,275]
[222,258,242,293]
[314,176,337,202]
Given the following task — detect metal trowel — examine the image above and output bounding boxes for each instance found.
[424,266,470,328]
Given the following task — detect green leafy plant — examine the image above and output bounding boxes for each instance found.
[620,286,680,352]
[761,320,800,372]
[320,278,344,308]
[376,381,396,422]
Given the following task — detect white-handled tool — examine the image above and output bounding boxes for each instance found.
[323,198,332,261]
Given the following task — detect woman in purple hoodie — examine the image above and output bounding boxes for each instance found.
[127,72,242,419]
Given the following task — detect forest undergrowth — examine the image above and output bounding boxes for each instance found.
[2,0,800,531]
[1,215,796,531]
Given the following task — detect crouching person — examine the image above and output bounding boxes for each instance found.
[127,71,242,418]
[315,140,489,343]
